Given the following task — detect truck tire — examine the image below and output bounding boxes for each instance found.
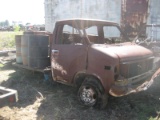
[77,77,108,109]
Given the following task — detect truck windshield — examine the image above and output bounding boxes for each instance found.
[81,25,126,44]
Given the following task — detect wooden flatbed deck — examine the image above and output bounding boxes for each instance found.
[12,62,44,73]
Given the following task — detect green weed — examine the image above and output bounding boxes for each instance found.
[0,63,4,68]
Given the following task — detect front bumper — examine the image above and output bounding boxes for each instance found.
[109,68,160,97]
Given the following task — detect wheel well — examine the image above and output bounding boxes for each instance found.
[74,73,105,93]
[74,73,86,89]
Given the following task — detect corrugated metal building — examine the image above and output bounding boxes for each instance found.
[44,0,160,39]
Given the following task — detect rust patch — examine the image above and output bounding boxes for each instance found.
[121,0,149,37]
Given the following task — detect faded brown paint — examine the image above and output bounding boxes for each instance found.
[86,45,120,92]
[122,0,149,37]
[51,19,160,96]
[51,45,88,82]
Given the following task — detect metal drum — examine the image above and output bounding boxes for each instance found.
[21,35,29,66]
[23,31,34,35]
[28,35,50,69]
[15,35,22,64]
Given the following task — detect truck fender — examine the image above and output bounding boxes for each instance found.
[73,72,105,93]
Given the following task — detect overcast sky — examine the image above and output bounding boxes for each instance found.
[0,0,44,24]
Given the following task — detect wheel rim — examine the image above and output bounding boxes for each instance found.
[80,86,97,106]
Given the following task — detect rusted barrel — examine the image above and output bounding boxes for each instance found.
[15,35,22,64]
[23,31,34,35]
[28,35,50,68]
[21,35,29,66]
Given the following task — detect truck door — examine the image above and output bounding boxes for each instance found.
[51,24,88,83]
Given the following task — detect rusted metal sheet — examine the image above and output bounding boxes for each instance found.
[121,0,149,37]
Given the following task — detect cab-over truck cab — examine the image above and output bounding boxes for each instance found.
[51,19,160,109]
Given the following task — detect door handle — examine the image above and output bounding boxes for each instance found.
[52,50,59,56]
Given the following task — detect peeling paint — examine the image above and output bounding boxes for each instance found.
[121,0,149,37]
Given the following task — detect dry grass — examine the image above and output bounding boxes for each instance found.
[0,56,160,120]
[0,32,22,51]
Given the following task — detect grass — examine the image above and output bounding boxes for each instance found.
[0,32,23,50]
[0,63,4,67]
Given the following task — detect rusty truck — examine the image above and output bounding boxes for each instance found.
[13,19,160,109]
[50,19,160,108]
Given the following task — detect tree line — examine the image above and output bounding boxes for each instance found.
[0,20,9,27]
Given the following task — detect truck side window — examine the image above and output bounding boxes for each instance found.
[85,26,99,43]
[58,25,83,45]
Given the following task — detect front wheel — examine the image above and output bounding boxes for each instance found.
[78,81,108,109]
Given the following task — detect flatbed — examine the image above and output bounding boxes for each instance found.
[12,62,51,81]
[12,62,44,73]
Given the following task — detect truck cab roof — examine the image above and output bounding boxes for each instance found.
[55,18,119,29]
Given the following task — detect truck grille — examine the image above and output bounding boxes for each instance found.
[120,58,153,78]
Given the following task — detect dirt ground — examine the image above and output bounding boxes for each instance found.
[0,55,160,120]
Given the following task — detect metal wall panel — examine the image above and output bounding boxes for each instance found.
[44,0,121,32]
[147,0,160,40]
